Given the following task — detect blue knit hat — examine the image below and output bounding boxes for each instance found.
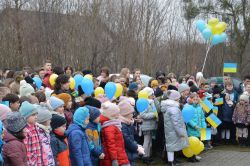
[128,82,138,91]
[73,107,90,128]
[85,105,101,122]
[19,101,38,119]
[48,96,64,111]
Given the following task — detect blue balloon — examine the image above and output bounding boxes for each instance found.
[74,74,84,90]
[202,28,212,40]
[196,20,206,32]
[33,77,42,89]
[211,34,222,45]
[104,82,117,100]
[80,78,94,96]
[182,105,195,123]
[136,98,149,113]
[220,32,227,42]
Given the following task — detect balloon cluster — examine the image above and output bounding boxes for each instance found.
[196,18,227,45]
[136,90,149,113]
[182,137,204,158]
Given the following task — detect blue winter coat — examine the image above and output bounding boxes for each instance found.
[187,104,206,138]
[86,122,103,166]
[66,123,92,166]
[222,102,234,122]
[121,123,138,163]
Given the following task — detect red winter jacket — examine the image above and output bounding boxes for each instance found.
[100,115,129,166]
[3,130,28,166]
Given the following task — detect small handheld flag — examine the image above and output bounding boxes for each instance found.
[214,98,223,105]
[200,128,211,141]
[206,113,222,128]
[200,99,213,113]
[223,63,237,73]
[213,106,218,115]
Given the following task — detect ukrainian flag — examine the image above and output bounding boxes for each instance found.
[200,99,213,113]
[200,128,211,141]
[206,113,222,128]
[223,63,237,73]
[213,106,218,115]
[215,98,223,105]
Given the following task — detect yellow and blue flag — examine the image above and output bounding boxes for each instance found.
[213,106,218,115]
[200,128,211,141]
[200,99,213,113]
[223,63,237,73]
[214,98,223,105]
[206,113,222,128]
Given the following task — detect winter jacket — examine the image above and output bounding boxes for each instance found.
[66,123,92,166]
[2,130,28,166]
[186,104,206,137]
[23,124,45,166]
[121,122,138,163]
[139,99,158,132]
[50,133,71,166]
[86,122,103,166]
[222,102,235,122]
[232,102,250,124]
[100,115,129,166]
[64,110,73,127]
[37,124,55,166]
[226,90,239,103]
[161,99,189,152]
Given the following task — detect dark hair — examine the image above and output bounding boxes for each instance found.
[53,66,64,75]
[133,68,140,74]
[101,67,109,76]
[82,69,92,76]
[54,74,70,93]
[148,78,155,87]
[2,93,19,104]
[126,90,137,99]
[44,59,52,65]
[34,91,46,103]
[244,75,250,81]
[6,70,15,79]
[64,66,74,74]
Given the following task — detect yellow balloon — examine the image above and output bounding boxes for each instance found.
[215,22,227,34]
[115,83,123,98]
[188,136,200,151]
[49,74,58,86]
[138,90,149,99]
[193,141,204,155]
[208,18,219,26]
[69,77,75,90]
[182,147,194,158]
[84,74,93,80]
[207,25,217,35]
[94,87,104,97]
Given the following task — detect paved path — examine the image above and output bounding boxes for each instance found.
[184,150,250,166]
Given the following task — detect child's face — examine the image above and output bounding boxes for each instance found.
[93,117,100,124]
[182,90,190,97]
[84,116,90,126]
[239,99,247,105]
[62,82,70,91]
[54,124,66,136]
[66,100,72,110]
[55,106,64,114]
[245,84,250,93]
[10,101,20,111]
[134,71,141,78]
[226,85,233,91]
[203,85,210,92]
[27,113,38,125]
[193,96,200,104]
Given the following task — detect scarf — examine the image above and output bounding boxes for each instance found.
[36,123,51,134]
[102,119,122,131]
[119,115,134,125]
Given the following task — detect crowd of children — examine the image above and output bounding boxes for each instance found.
[0,61,250,166]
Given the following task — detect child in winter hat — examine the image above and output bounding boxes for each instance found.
[66,107,92,165]
[85,105,104,165]
[3,112,28,166]
[50,114,71,166]
[47,96,65,117]
[53,93,73,126]
[19,80,35,97]
[232,94,250,146]
[99,101,130,166]
[19,101,46,165]
[118,99,145,165]
[36,106,54,166]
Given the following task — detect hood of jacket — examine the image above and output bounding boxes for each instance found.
[161,99,179,113]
